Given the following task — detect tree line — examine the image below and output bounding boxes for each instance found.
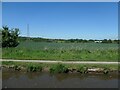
[19,37,119,44]
[0,26,120,48]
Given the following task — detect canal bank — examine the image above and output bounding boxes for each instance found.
[2,60,119,88]
[2,61,119,74]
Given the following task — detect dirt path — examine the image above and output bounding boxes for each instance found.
[1,59,119,64]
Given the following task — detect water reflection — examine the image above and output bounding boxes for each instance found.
[2,69,119,88]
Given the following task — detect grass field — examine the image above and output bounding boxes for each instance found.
[2,41,118,61]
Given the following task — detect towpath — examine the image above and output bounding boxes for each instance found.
[1,59,119,64]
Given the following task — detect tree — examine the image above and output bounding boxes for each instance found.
[108,39,112,43]
[1,26,20,47]
[102,39,108,43]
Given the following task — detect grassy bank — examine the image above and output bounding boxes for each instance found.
[2,61,119,74]
[2,42,118,61]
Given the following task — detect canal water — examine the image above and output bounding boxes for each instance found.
[2,69,119,88]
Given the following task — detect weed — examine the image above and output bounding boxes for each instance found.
[27,64,42,72]
[77,65,88,74]
[49,63,69,73]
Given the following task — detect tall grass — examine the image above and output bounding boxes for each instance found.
[49,63,69,73]
[27,64,42,72]
[2,41,118,61]
[18,41,118,50]
[77,65,88,74]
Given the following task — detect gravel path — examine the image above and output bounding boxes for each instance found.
[1,59,119,64]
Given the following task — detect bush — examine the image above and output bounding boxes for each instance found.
[14,65,21,71]
[27,64,42,72]
[1,26,20,47]
[49,63,69,73]
[77,65,88,74]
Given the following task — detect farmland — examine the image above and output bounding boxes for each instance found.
[2,41,118,61]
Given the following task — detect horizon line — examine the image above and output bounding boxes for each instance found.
[19,35,118,40]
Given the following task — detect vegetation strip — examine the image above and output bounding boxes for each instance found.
[2,61,118,74]
[2,42,118,61]
[1,59,119,64]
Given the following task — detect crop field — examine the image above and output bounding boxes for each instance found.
[2,41,119,61]
[17,41,118,50]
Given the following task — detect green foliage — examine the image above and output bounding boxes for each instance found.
[103,67,110,74]
[14,65,21,71]
[1,26,20,47]
[27,64,42,72]
[2,61,14,65]
[102,39,113,43]
[2,61,118,73]
[77,65,88,74]
[18,37,119,44]
[49,63,69,73]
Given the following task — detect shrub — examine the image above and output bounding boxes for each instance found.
[1,26,20,47]
[14,65,21,71]
[77,65,88,74]
[49,63,68,73]
[27,64,42,72]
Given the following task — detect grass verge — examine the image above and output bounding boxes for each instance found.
[2,47,118,61]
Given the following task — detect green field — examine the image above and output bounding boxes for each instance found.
[2,41,118,61]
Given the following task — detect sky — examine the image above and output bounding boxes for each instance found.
[2,2,118,40]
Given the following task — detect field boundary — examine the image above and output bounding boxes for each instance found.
[1,59,119,64]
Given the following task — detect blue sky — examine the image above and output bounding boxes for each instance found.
[2,2,118,39]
